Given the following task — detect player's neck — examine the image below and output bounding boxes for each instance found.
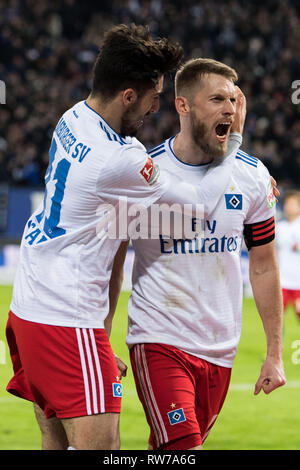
[173,132,213,165]
[86,95,122,134]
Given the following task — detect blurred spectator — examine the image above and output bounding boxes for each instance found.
[0,0,300,189]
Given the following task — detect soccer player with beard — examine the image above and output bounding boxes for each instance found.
[5,27,247,450]
[125,58,286,450]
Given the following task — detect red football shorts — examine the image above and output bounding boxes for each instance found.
[282,289,300,316]
[130,343,231,450]
[6,311,122,419]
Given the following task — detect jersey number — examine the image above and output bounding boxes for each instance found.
[36,139,71,239]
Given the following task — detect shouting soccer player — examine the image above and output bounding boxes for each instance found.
[125,58,286,450]
[5,27,246,450]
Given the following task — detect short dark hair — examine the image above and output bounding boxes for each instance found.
[91,24,183,100]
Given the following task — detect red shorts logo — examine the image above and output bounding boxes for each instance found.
[140,157,154,183]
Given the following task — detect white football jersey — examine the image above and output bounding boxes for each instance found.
[10,102,241,328]
[276,216,300,290]
[126,136,276,368]
[10,100,171,328]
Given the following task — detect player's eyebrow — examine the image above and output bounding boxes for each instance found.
[209,92,226,99]
[209,92,236,101]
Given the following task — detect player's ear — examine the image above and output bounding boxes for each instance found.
[122,88,138,108]
[175,96,190,116]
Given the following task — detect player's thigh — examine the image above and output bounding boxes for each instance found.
[6,311,35,403]
[61,412,120,450]
[195,361,231,443]
[34,403,68,450]
[9,315,122,420]
[130,343,202,450]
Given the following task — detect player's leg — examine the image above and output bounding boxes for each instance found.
[6,313,69,450]
[6,311,35,403]
[130,343,203,450]
[282,288,290,313]
[57,327,122,449]
[292,290,300,321]
[8,314,122,450]
[195,360,231,445]
[33,402,69,450]
[61,412,120,450]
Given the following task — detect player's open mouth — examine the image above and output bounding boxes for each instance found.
[215,122,231,142]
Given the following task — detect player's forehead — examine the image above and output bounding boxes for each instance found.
[195,73,236,99]
[142,75,164,100]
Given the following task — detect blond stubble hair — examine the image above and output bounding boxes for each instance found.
[175,58,238,100]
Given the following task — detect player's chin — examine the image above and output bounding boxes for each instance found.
[211,139,228,159]
[126,119,145,137]
[120,125,139,137]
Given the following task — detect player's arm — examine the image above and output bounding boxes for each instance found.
[228,85,246,145]
[105,240,129,378]
[230,87,279,201]
[248,240,286,395]
[105,240,129,337]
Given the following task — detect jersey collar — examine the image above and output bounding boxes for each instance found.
[166,136,211,170]
[83,100,130,146]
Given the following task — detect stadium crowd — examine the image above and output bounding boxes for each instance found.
[0,0,300,189]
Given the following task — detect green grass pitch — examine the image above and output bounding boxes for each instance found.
[0,284,300,450]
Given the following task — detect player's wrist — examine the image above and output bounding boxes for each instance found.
[229,131,242,143]
[265,349,283,362]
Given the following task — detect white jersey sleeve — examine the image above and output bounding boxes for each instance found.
[227,132,243,154]
[244,160,276,224]
[97,144,169,208]
[243,159,276,250]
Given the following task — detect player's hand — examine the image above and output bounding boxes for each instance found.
[114,353,128,379]
[254,357,286,395]
[231,86,246,134]
[270,176,280,201]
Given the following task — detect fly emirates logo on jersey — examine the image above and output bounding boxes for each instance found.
[95,202,240,254]
[159,218,240,255]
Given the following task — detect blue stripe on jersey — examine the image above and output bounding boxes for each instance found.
[148,143,164,155]
[236,150,258,167]
[84,101,127,145]
[99,121,127,145]
[112,134,125,146]
[236,155,258,168]
[149,149,165,158]
[118,135,127,146]
[237,150,258,164]
[99,121,113,142]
